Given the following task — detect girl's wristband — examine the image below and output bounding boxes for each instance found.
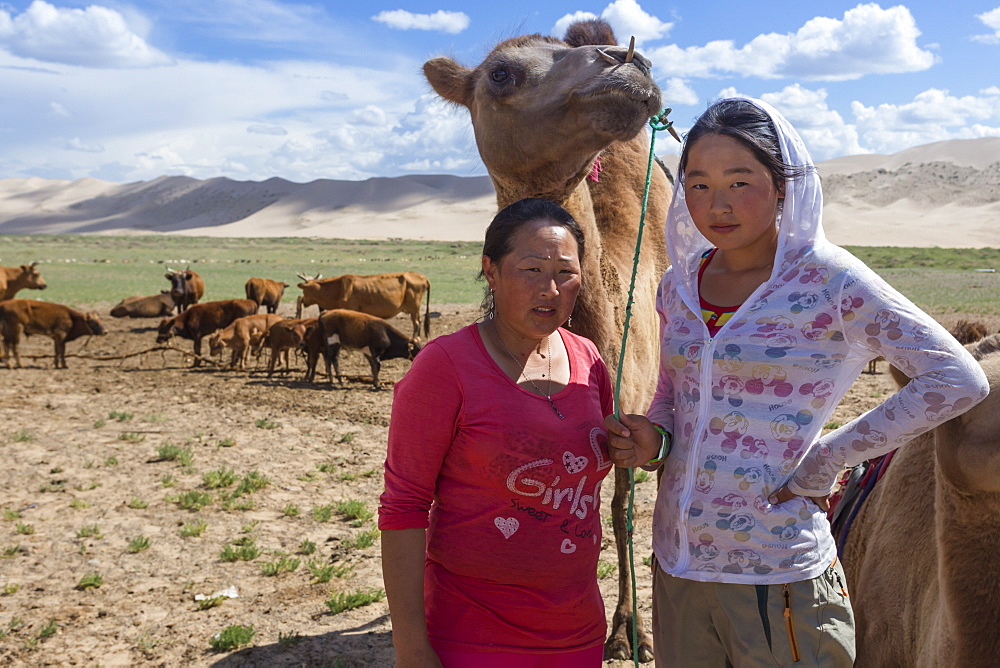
[647,423,672,466]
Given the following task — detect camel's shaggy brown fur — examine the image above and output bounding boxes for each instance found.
[843,333,1000,666]
[950,318,990,344]
[424,20,671,661]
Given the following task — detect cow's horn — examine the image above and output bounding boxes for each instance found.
[625,36,635,64]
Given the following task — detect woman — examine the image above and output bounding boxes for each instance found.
[379,198,614,667]
[605,97,988,665]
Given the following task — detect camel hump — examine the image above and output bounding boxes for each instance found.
[564,19,617,47]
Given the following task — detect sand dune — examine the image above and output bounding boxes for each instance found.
[0,138,997,246]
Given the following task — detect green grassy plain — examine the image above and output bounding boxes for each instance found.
[0,236,996,315]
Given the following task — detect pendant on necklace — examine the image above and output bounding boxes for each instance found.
[547,396,565,420]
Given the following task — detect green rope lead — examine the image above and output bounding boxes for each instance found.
[611,108,674,667]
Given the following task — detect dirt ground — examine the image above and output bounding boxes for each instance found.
[0,302,994,666]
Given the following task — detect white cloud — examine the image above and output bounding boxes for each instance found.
[372,9,469,34]
[661,78,698,107]
[66,137,104,153]
[647,4,935,81]
[851,87,1000,154]
[552,0,672,45]
[247,124,288,136]
[0,0,172,68]
[760,85,864,160]
[973,7,1000,44]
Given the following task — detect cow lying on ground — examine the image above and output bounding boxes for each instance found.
[165,268,205,314]
[156,299,257,367]
[264,318,318,376]
[0,299,105,369]
[316,308,421,389]
[0,262,47,301]
[295,271,431,338]
[110,292,175,318]
[245,277,288,314]
[208,313,283,370]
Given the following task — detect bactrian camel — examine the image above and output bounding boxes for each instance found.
[843,334,1000,666]
[425,19,671,661]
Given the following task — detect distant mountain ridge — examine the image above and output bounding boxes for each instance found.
[0,138,997,246]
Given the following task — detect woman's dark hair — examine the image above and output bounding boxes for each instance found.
[679,98,812,189]
[477,198,585,312]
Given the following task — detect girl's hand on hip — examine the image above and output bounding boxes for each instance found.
[768,485,832,513]
[604,413,660,468]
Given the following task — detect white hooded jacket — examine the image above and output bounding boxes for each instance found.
[648,97,989,584]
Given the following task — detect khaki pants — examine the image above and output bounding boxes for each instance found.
[652,560,855,667]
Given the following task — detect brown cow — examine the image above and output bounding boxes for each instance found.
[208,313,283,370]
[0,262,47,301]
[110,292,175,318]
[316,309,421,388]
[295,271,431,338]
[0,299,105,369]
[244,277,288,314]
[156,299,257,366]
[263,318,317,376]
[164,268,205,313]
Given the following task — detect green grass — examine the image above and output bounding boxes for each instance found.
[173,491,212,511]
[335,500,373,525]
[76,573,103,590]
[202,467,238,489]
[127,536,151,553]
[179,520,207,538]
[3,236,996,314]
[209,624,255,652]
[324,589,386,615]
[0,235,482,307]
[154,444,193,467]
[260,556,300,576]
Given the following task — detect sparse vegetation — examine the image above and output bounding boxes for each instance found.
[347,528,381,550]
[38,619,57,640]
[127,497,149,509]
[254,418,280,430]
[336,499,373,526]
[220,538,260,562]
[11,430,34,443]
[308,561,353,584]
[282,504,300,517]
[109,411,134,421]
[196,596,226,611]
[217,437,237,448]
[70,498,91,510]
[209,624,255,652]
[127,536,151,553]
[154,444,193,467]
[325,589,385,615]
[2,583,19,596]
[261,556,300,576]
[173,491,212,511]
[76,573,103,590]
[297,540,317,555]
[311,504,334,523]
[76,524,103,539]
[597,560,615,579]
[15,523,34,535]
[202,467,237,489]
[119,432,146,443]
[180,520,207,538]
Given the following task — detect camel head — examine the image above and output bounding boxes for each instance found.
[424,19,661,200]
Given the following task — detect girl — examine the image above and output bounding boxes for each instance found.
[605,97,988,666]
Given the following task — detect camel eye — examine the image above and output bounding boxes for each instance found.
[490,68,509,83]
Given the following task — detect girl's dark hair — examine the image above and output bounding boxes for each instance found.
[679,98,813,189]
[477,198,585,311]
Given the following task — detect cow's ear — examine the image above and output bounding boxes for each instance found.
[424,57,473,108]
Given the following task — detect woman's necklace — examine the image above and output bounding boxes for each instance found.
[492,321,565,420]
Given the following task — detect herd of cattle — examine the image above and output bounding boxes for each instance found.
[0,263,430,387]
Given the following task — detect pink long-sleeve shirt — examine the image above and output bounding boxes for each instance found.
[379,324,615,654]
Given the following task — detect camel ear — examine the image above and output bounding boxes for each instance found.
[888,363,910,389]
[424,57,473,107]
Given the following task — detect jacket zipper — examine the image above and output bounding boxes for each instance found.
[783,583,801,662]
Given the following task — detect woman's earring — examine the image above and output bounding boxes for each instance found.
[567,313,573,329]
[487,289,496,320]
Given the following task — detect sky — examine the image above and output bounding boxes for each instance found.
[1,0,999,184]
